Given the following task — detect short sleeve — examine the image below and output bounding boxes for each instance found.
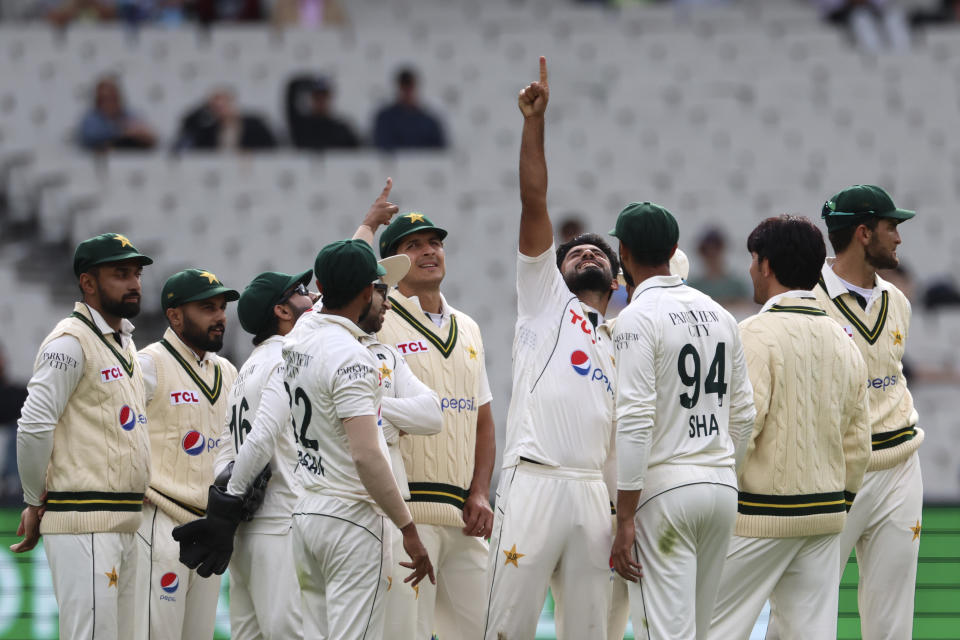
[330,346,380,420]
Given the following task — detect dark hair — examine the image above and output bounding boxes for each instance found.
[396,68,417,89]
[251,311,280,346]
[556,233,620,275]
[827,216,880,254]
[747,215,826,290]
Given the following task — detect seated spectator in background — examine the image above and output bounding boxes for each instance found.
[373,67,447,151]
[558,215,585,244]
[686,226,752,307]
[77,76,157,151]
[0,345,27,502]
[193,0,263,25]
[272,0,347,27]
[116,0,188,27]
[911,0,960,25]
[285,75,360,151]
[174,88,277,152]
[45,0,116,27]
[814,0,911,53]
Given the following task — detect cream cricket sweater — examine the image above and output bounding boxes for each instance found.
[736,295,872,538]
[377,291,486,528]
[140,328,237,524]
[816,263,923,471]
[38,303,151,534]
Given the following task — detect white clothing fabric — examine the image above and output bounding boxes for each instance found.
[394,290,493,405]
[822,259,904,316]
[138,330,216,405]
[709,534,841,640]
[228,527,302,640]
[44,531,140,640]
[282,310,386,504]
[293,493,391,640]
[385,523,488,640]
[216,335,301,533]
[629,483,737,640]
[484,462,612,640]
[503,246,616,470]
[367,339,442,499]
[614,275,755,496]
[134,503,221,640]
[16,304,134,505]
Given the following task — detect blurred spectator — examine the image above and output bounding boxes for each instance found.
[558,215,586,244]
[193,0,263,25]
[272,0,346,27]
[77,76,157,151]
[373,67,447,151]
[814,0,911,53]
[285,75,360,151]
[686,227,752,307]
[878,263,916,302]
[45,0,116,27]
[911,0,960,25]
[174,88,277,152]
[923,277,960,309]
[116,0,187,27]
[0,346,27,501]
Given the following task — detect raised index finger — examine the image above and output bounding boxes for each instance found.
[539,56,548,85]
[378,177,393,201]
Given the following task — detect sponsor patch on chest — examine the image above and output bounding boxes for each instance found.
[100,366,126,383]
[395,340,430,355]
[169,390,201,405]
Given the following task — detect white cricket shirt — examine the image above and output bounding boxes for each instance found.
[215,335,302,534]
[281,309,387,506]
[503,247,616,471]
[614,275,755,500]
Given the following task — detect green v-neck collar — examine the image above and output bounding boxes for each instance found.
[818,278,889,344]
[388,295,459,358]
[70,311,135,377]
[160,338,223,404]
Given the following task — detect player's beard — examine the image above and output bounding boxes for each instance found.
[182,314,225,352]
[864,237,898,270]
[99,286,141,319]
[356,299,374,329]
[565,266,613,297]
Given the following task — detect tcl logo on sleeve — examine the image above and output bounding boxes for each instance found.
[170,391,201,405]
[100,367,126,383]
[395,341,430,355]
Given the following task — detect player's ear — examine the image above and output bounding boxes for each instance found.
[165,307,182,330]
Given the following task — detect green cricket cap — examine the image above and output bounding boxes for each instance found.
[315,239,387,302]
[821,185,915,232]
[237,268,313,335]
[73,233,153,277]
[161,268,240,311]
[608,202,679,259]
[378,211,448,259]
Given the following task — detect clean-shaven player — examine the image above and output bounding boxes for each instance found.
[609,202,755,640]
[287,239,434,638]
[484,56,620,639]
[811,185,923,640]
[13,233,153,639]
[709,215,872,640]
[136,269,239,640]
[210,267,314,639]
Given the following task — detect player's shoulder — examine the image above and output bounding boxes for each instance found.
[876,274,910,308]
[448,302,483,334]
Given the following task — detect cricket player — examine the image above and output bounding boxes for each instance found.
[811,185,924,639]
[208,268,314,639]
[13,233,153,639]
[484,56,619,639]
[708,215,872,640]
[135,268,239,640]
[609,202,755,640]
[287,239,434,638]
[379,213,496,640]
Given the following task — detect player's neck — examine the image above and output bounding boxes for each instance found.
[88,302,124,333]
[397,283,442,315]
[172,330,206,361]
[626,264,671,291]
[575,290,610,316]
[831,251,876,290]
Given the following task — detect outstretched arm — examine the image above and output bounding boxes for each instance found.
[353,178,399,247]
[518,56,553,257]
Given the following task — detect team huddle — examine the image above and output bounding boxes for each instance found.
[12,57,922,640]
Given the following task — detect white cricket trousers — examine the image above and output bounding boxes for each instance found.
[293,494,391,640]
[629,482,737,640]
[484,462,612,640]
[134,503,222,640]
[44,531,140,639]
[228,526,303,640]
[384,522,488,640]
[709,533,841,640]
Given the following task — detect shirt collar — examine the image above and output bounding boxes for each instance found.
[84,303,135,339]
[760,289,817,313]
[399,290,451,323]
[631,274,684,303]
[821,259,892,312]
[313,311,369,340]
[164,326,215,365]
